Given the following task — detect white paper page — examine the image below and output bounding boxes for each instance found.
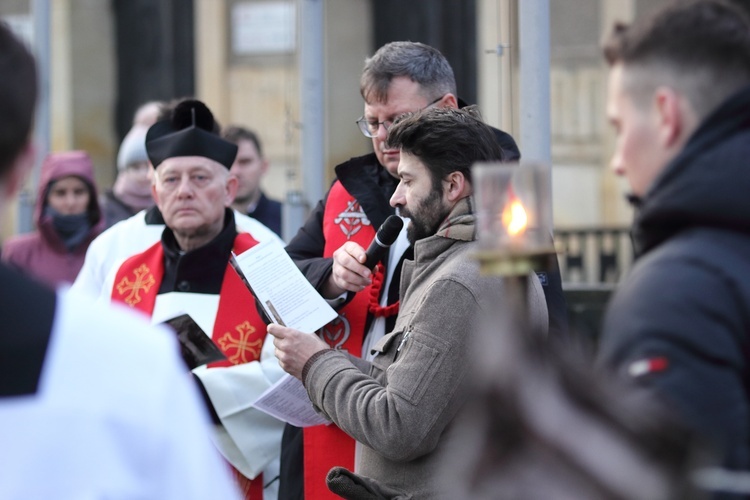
[252,374,331,427]
[233,240,337,332]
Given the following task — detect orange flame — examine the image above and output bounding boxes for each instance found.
[502,199,528,236]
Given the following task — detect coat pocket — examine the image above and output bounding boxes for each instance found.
[387,328,446,405]
[369,329,402,380]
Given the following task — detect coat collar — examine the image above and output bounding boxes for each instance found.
[632,84,750,255]
[413,197,476,264]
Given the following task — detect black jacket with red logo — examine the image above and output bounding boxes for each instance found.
[598,85,750,479]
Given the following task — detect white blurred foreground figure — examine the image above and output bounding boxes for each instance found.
[0,21,240,500]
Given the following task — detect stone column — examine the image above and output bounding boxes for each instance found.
[477,0,519,137]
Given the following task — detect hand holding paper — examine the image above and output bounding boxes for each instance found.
[231,239,340,425]
[268,323,329,380]
[230,240,337,331]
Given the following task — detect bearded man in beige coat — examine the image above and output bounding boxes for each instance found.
[269,107,547,499]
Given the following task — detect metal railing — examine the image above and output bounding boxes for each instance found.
[555,227,633,353]
[556,227,633,284]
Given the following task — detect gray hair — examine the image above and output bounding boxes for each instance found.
[360,41,457,104]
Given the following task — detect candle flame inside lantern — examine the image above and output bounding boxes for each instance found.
[502,199,528,236]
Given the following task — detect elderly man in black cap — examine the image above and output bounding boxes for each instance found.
[99,98,285,499]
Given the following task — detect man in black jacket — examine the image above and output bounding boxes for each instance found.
[223,125,283,237]
[281,41,568,499]
[597,0,750,486]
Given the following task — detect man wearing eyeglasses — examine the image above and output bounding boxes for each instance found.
[281,41,567,499]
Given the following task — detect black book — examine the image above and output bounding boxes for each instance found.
[163,314,226,370]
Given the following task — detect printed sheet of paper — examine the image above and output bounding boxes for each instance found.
[232,240,337,332]
[234,239,337,425]
[252,374,331,427]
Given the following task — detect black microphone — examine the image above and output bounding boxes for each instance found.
[363,215,404,270]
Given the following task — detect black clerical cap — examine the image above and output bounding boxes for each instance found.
[145,99,237,169]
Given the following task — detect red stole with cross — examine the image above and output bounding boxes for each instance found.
[111,232,266,500]
[302,181,377,499]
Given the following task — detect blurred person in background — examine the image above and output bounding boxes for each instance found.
[101,124,154,228]
[2,150,104,286]
[223,125,282,237]
[131,100,162,128]
[101,101,162,228]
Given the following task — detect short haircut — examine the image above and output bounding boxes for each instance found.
[603,0,750,120]
[222,125,264,158]
[360,41,457,105]
[386,106,505,189]
[0,23,38,177]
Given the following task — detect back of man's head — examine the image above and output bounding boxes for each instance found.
[360,41,457,104]
[387,106,504,189]
[603,0,750,120]
[0,23,37,178]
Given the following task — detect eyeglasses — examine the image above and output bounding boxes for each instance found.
[355,95,445,138]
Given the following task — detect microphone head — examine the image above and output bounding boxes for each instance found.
[377,215,404,246]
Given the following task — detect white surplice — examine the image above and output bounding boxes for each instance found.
[0,287,242,500]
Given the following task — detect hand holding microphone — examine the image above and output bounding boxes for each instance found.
[363,215,404,270]
[323,216,404,298]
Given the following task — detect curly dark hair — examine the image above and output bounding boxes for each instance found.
[386,106,505,190]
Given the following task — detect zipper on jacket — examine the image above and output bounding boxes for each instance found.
[397,326,413,352]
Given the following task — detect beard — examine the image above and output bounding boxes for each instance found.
[400,189,451,245]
